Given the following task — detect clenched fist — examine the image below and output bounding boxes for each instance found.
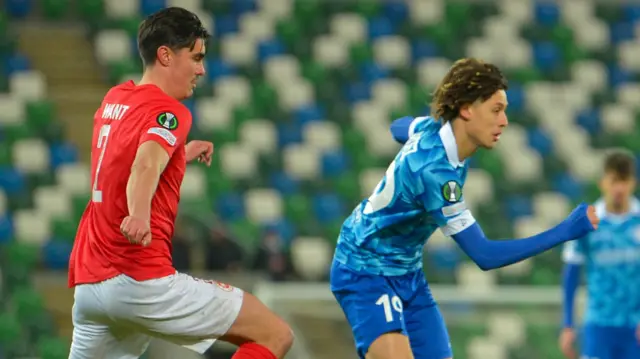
[120,216,152,247]
[586,205,599,230]
[186,140,214,165]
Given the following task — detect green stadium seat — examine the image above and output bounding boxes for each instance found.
[228,219,260,252]
[0,313,25,357]
[38,336,70,359]
[355,1,380,18]
[0,142,12,167]
[26,99,56,129]
[349,42,372,66]
[78,0,104,22]
[51,217,77,243]
[285,194,312,225]
[42,0,70,20]
[107,58,140,85]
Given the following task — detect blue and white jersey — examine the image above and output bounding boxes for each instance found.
[333,117,475,276]
[563,199,640,327]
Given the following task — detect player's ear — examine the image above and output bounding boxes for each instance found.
[459,104,472,121]
[156,46,172,67]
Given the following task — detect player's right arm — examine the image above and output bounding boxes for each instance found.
[122,106,191,245]
[420,169,598,271]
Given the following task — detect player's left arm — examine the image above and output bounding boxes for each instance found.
[419,169,596,271]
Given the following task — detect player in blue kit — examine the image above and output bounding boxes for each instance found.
[330,58,600,359]
[559,150,640,359]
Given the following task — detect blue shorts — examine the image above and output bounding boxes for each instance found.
[330,261,452,359]
[582,324,640,359]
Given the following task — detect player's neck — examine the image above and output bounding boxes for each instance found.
[139,69,179,100]
[450,118,477,161]
[606,201,630,215]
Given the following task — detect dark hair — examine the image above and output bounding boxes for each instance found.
[137,7,210,67]
[604,150,636,178]
[430,58,508,123]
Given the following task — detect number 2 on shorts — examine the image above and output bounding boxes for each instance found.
[92,124,111,203]
[376,294,403,323]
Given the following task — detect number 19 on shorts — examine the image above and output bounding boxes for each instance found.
[376,294,403,323]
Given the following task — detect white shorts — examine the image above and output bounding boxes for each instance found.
[69,272,244,359]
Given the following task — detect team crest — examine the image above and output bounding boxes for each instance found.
[156,112,178,130]
[215,281,234,292]
[441,181,462,203]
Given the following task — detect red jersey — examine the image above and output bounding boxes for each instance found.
[69,81,192,287]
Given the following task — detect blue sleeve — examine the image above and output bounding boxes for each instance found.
[562,263,581,328]
[390,116,415,144]
[449,204,595,271]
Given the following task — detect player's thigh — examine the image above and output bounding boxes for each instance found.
[103,273,244,354]
[403,295,452,358]
[330,261,411,358]
[70,286,151,359]
[581,325,615,359]
[366,332,414,359]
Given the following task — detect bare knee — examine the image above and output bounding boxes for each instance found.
[222,292,294,358]
[366,332,414,359]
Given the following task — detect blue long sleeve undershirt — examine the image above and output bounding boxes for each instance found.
[451,221,586,271]
[561,263,581,328]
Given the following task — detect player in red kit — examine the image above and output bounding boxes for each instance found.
[68,7,293,359]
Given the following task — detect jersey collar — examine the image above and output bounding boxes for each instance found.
[439,121,465,168]
[595,197,640,221]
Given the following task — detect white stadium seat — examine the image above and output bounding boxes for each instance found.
[10,71,47,101]
[263,55,301,89]
[240,120,278,154]
[257,0,292,20]
[467,337,507,359]
[195,98,233,132]
[34,186,72,219]
[0,95,25,125]
[373,36,411,69]
[533,192,572,225]
[408,0,443,25]
[56,163,91,195]
[351,102,390,132]
[303,121,342,153]
[371,79,408,112]
[167,0,201,12]
[13,139,49,174]
[291,236,332,280]
[417,58,452,88]
[283,144,320,180]
[180,165,206,199]
[94,30,131,65]
[240,13,276,42]
[214,76,251,107]
[359,168,386,198]
[488,313,526,348]
[245,188,283,223]
[13,210,51,244]
[456,262,497,294]
[221,34,257,66]
[219,144,258,179]
[313,35,349,68]
[330,13,367,45]
[277,79,315,111]
[104,0,139,19]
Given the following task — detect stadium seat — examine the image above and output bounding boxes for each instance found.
[467,337,507,359]
[245,188,283,223]
[94,30,132,65]
[33,186,72,220]
[290,236,331,280]
[13,210,51,244]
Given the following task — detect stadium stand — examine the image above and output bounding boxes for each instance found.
[1,0,639,358]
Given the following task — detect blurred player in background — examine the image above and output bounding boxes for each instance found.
[330,58,599,359]
[559,150,640,359]
[68,7,293,359]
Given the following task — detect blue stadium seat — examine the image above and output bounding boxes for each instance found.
[5,0,34,18]
[293,104,325,126]
[0,215,13,244]
[505,195,533,221]
[534,2,560,26]
[368,17,395,39]
[575,109,601,135]
[382,2,409,26]
[277,123,304,148]
[313,193,345,224]
[344,82,372,104]
[206,58,237,82]
[411,40,440,62]
[527,128,553,157]
[41,241,72,270]
[269,172,300,196]
[552,173,584,202]
[0,167,25,193]
[359,61,389,84]
[532,42,561,71]
[258,39,286,63]
[215,192,246,221]
[321,151,349,178]
[140,0,166,17]
[49,143,78,169]
[215,15,240,37]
